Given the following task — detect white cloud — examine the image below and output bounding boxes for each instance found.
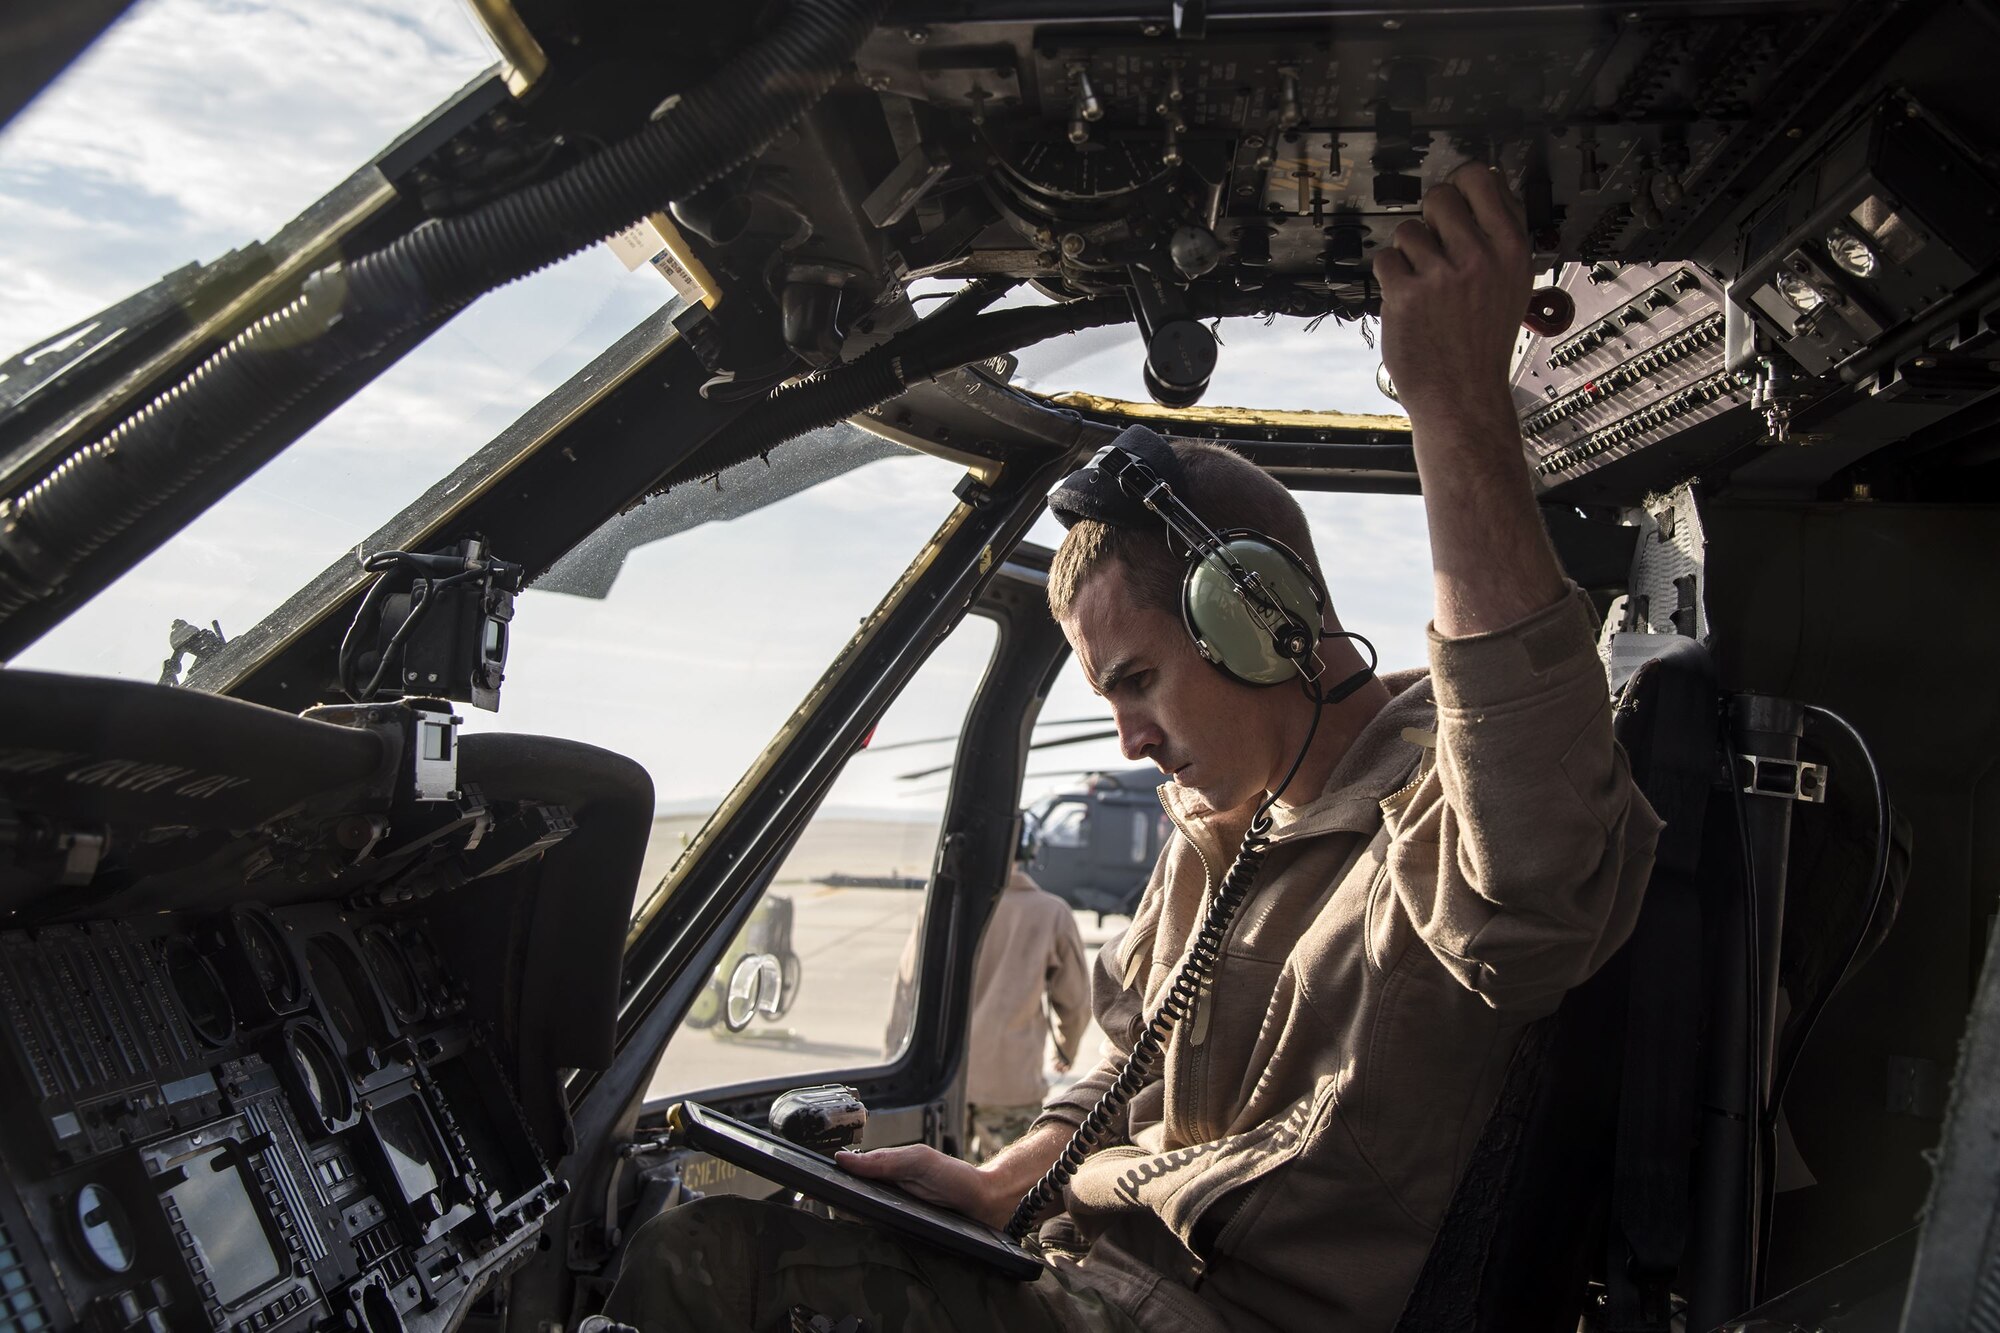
[0,0,496,353]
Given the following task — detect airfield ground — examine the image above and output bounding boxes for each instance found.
[638,814,1118,1105]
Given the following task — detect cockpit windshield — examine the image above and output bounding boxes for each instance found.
[930,282,1405,413]
[1,3,497,350]
[0,4,678,682]
[0,2,1434,928]
[466,433,977,913]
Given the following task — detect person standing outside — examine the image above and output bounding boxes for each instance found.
[883,851,1092,1162]
[962,858,1091,1163]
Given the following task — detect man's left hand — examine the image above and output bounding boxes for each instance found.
[835,1144,1008,1228]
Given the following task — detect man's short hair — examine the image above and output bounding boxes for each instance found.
[1048,438,1327,624]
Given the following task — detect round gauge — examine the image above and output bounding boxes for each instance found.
[161,938,235,1046]
[284,1022,352,1126]
[991,130,1170,206]
[304,936,385,1052]
[231,908,303,1011]
[72,1184,135,1274]
[359,927,426,1025]
[399,927,447,1007]
[1826,227,1877,278]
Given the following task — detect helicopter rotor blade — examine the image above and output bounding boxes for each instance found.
[895,728,1121,782]
[866,717,1113,755]
[1027,729,1120,751]
[894,760,957,782]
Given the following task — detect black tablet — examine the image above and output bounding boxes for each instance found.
[672,1100,1042,1282]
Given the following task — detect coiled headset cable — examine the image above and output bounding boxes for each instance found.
[1003,644,1373,1242]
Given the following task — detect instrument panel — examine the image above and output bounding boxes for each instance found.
[1512,258,1756,503]
[0,902,562,1332]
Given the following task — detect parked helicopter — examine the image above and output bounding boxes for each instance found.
[1019,769,1171,922]
[828,719,1167,920]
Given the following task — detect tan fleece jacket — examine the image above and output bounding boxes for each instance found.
[966,870,1093,1106]
[1039,585,1663,1333]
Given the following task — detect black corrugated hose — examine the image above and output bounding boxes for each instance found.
[0,0,890,621]
[648,295,1135,497]
[649,282,1354,499]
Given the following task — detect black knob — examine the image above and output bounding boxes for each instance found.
[1324,225,1366,267]
[1233,223,1273,279]
[1142,320,1217,408]
[1142,362,1209,410]
[1373,173,1423,209]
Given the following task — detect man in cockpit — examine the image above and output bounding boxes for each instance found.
[606,163,1661,1332]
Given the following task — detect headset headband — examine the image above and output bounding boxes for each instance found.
[1047,426,1183,531]
[1088,444,1326,678]
[1046,426,1376,695]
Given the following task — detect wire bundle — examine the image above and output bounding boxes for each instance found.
[1005,811,1276,1242]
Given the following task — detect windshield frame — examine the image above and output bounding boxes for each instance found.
[0,71,525,656]
[613,538,1071,1126]
[184,295,690,694]
[574,442,1075,1110]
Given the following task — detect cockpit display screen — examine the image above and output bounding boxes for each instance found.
[165,1146,282,1307]
[374,1097,445,1204]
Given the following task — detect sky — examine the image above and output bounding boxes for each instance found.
[0,0,1438,816]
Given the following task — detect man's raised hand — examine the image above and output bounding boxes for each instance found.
[1370,163,1566,636]
[1371,162,1534,429]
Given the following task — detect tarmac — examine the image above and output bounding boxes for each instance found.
[640,814,1120,1105]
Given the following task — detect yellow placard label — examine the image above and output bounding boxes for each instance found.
[604,214,721,308]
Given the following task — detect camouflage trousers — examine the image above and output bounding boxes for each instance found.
[964,1102,1040,1165]
[603,1195,1140,1333]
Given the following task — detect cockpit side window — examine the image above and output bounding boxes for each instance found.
[1039,802,1090,850]
[645,613,999,1102]
[1128,809,1154,865]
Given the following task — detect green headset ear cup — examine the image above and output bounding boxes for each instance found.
[1181,533,1327,686]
